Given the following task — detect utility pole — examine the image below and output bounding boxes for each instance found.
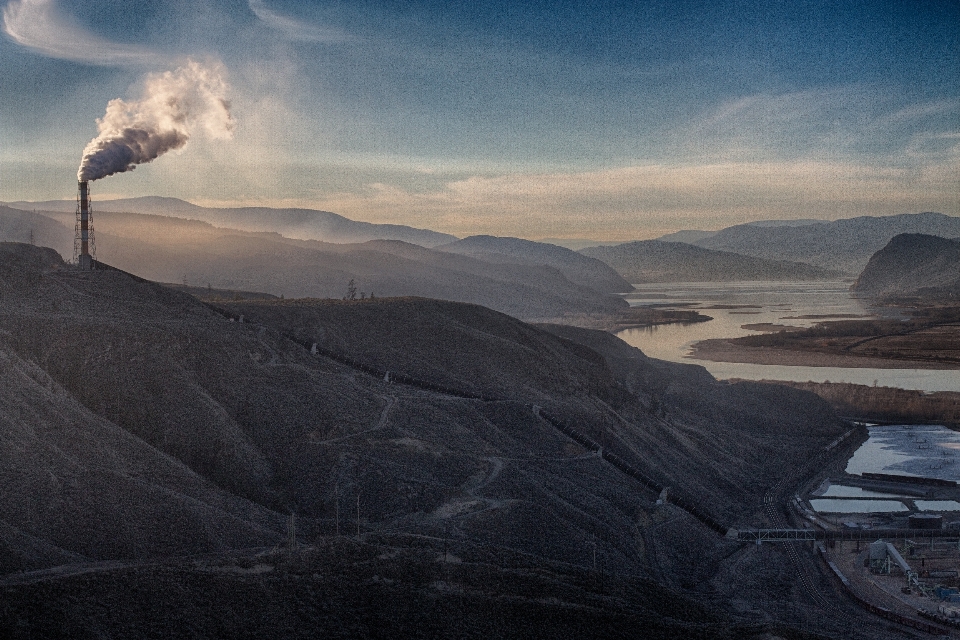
[334,482,340,537]
[288,512,297,550]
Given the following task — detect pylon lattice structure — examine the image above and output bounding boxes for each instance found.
[74,180,96,269]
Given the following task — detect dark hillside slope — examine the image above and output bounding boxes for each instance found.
[696,211,960,274]
[438,235,633,293]
[223,297,843,529]
[0,243,867,637]
[580,240,837,282]
[853,233,960,298]
[223,297,615,402]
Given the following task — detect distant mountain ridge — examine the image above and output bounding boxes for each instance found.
[579,240,839,283]
[693,212,960,275]
[655,219,822,244]
[5,196,457,248]
[853,233,960,298]
[438,235,633,293]
[0,207,625,321]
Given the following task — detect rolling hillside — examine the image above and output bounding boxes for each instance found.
[580,240,838,283]
[0,207,625,321]
[0,242,856,637]
[438,235,633,293]
[5,197,457,247]
[694,212,960,275]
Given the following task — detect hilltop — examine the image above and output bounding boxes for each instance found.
[853,233,960,299]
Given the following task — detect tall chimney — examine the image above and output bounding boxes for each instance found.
[75,180,95,270]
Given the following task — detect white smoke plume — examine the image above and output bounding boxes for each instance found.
[78,60,234,182]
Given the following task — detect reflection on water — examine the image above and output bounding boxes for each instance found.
[810,498,908,513]
[845,425,960,480]
[615,281,960,392]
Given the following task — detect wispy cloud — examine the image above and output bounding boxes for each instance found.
[1,0,165,66]
[247,0,351,43]
[673,89,960,165]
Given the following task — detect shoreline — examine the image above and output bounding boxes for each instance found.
[542,307,713,333]
[689,337,960,371]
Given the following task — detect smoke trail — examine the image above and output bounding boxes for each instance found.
[78,59,234,181]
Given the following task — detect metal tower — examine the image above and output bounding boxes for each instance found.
[75,180,96,269]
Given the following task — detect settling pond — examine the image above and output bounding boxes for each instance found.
[814,424,960,515]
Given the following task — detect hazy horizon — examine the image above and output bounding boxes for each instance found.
[1,0,958,240]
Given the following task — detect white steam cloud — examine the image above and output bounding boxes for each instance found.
[78,60,234,182]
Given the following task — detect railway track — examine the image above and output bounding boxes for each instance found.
[764,430,954,637]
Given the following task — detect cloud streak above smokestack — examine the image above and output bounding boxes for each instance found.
[248,0,351,43]
[1,0,164,66]
[78,60,235,182]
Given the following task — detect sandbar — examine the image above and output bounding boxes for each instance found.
[689,338,960,370]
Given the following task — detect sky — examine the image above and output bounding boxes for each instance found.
[0,0,958,240]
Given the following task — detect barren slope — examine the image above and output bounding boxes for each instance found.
[0,242,882,638]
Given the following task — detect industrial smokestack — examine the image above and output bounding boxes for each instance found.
[71,60,233,271]
[75,180,95,270]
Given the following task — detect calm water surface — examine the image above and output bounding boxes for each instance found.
[845,424,960,480]
[815,424,960,514]
[615,281,960,392]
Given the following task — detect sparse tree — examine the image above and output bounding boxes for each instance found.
[360,292,366,300]
[345,279,357,300]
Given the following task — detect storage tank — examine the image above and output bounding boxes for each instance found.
[909,514,943,530]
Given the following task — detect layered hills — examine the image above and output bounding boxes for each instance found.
[5,196,457,247]
[0,207,625,321]
[0,242,869,637]
[438,235,633,293]
[853,233,960,299]
[579,240,838,283]
[693,212,960,275]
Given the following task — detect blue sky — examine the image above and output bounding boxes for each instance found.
[0,0,957,239]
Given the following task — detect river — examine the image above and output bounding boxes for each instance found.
[615,281,960,393]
